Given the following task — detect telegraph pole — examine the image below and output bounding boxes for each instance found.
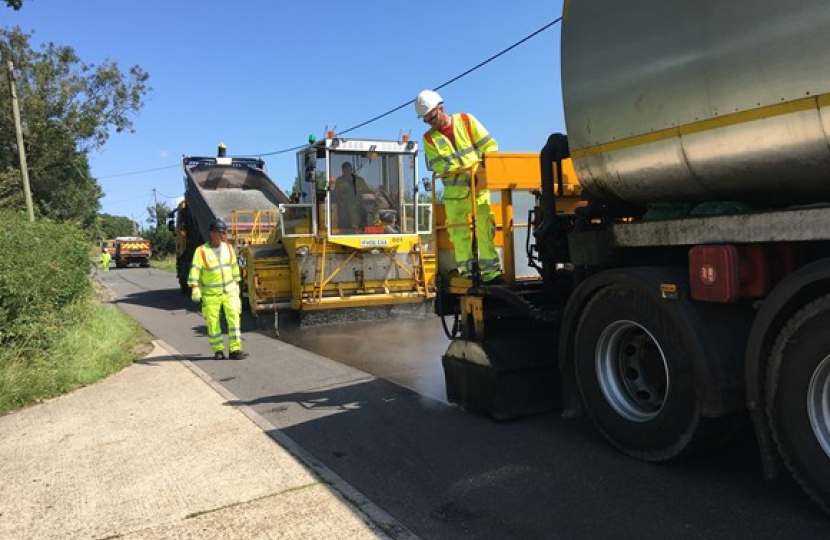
[152,188,160,228]
[6,60,35,221]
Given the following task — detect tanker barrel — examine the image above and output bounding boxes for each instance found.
[562,0,830,208]
[217,143,227,158]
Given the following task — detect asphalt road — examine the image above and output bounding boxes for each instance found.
[99,267,830,539]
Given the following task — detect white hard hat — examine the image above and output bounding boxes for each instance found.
[415,89,443,118]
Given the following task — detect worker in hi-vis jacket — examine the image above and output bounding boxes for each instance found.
[188,218,248,360]
[416,89,503,284]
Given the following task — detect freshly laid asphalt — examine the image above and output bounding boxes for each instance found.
[0,340,420,540]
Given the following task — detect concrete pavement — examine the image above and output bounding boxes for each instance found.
[0,340,419,540]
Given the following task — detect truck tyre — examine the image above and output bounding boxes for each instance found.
[574,284,720,462]
[766,294,830,514]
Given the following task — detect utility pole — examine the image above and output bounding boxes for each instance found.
[6,60,35,222]
[152,188,160,228]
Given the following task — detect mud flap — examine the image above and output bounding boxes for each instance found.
[442,332,560,420]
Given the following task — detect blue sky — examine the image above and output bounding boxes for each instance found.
[8,1,566,222]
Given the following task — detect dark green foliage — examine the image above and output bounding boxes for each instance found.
[142,201,176,257]
[97,212,135,240]
[0,27,150,225]
[0,210,91,345]
[4,0,28,10]
[142,227,176,258]
[291,171,328,199]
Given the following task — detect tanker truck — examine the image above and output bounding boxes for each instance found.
[436,0,830,514]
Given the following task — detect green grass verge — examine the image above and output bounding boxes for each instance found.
[0,297,151,415]
[150,255,176,273]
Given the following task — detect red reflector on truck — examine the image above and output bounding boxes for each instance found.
[689,245,740,303]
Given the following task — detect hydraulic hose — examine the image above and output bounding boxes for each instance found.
[535,133,569,240]
[532,133,570,284]
[435,273,460,340]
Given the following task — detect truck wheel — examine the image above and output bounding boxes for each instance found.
[767,294,830,514]
[177,266,190,293]
[574,284,715,462]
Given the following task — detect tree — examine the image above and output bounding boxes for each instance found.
[142,201,176,257]
[4,1,29,10]
[290,171,328,201]
[0,168,24,209]
[0,27,150,226]
[97,213,135,240]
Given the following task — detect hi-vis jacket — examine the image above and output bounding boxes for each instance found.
[423,113,498,185]
[187,242,240,296]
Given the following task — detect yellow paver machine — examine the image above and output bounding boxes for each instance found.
[240,135,436,328]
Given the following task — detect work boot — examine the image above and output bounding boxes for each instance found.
[214,351,226,360]
[229,350,249,360]
[447,269,472,287]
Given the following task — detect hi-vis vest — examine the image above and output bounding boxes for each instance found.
[423,113,498,187]
[188,242,240,295]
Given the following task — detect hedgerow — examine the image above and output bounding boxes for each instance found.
[0,210,91,346]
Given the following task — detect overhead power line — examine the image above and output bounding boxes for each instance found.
[98,163,178,180]
[156,190,180,199]
[257,142,313,158]
[97,17,562,178]
[105,189,181,206]
[338,17,562,137]
[105,193,157,205]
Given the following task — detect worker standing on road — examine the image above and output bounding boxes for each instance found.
[101,248,111,272]
[416,89,503,284]
[188,219,248,360]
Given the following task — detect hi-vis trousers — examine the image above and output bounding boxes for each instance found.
[202,292,242,353]
[444,186,502,281]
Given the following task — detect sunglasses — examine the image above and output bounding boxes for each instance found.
[423,110,440,124]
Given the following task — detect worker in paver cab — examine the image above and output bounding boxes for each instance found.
[333,161,372,233]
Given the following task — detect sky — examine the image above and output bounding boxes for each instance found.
[7,0,567,223]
